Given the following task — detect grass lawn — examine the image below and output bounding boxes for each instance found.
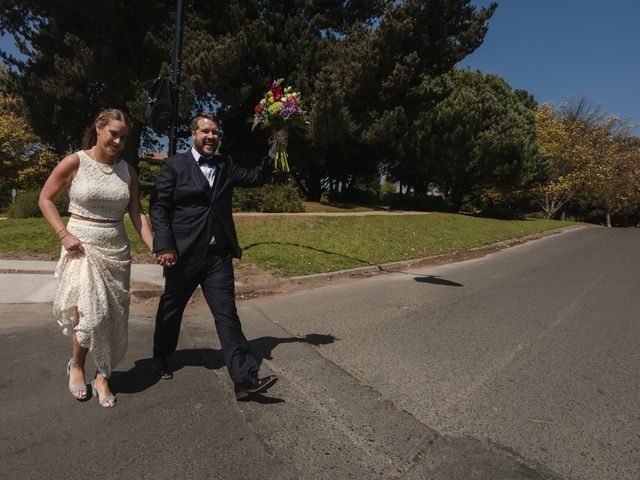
[0,214,580,276]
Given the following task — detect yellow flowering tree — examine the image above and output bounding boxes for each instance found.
[583,134,640,227]
[534,101,605,218]
[0,93,57,207]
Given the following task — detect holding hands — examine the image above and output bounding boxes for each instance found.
[155,249,177,267]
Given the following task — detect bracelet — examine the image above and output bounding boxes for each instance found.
[59,232,70,241]
[56,227,67,236]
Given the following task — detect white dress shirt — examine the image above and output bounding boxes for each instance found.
[191,147,217,245]
[192,147,217,187]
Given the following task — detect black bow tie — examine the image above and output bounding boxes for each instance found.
[198,156,216,167]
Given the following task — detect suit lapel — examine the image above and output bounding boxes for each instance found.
[186,150,214,191]
[211,156,227,202]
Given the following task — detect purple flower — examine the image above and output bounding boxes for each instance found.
[281,100,300,119]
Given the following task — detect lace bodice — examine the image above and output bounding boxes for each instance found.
[68,150,131,221]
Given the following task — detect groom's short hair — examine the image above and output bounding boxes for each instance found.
[190,112,219,132]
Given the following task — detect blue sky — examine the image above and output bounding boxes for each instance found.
[2,1,638,135]
[462,0,640,135]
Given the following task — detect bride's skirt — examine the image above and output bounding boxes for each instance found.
[54,217,131,377]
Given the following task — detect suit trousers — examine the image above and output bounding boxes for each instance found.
[153,247,259,382]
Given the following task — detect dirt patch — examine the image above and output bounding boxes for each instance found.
[0,252,59,261]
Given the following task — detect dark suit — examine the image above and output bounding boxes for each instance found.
[150,149,271,382]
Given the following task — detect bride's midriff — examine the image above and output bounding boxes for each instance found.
[71,214,120,223]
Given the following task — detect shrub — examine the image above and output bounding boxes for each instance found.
[327,174,383,205]
[6,189,69,218]
[383,193,453,212]
[137,161,159,196]
[233,182,303,212]
[474,205,527,220]
[327,188,379,205]
[380,180,398,198]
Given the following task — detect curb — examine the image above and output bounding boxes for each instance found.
[1,225,588,302]
[229,225,589,297]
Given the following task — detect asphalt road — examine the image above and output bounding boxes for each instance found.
[2,226,638,479]
[241,226,640,480]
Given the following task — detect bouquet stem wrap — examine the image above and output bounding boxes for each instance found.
[269,130,289,172]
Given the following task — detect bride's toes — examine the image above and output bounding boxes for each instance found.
[92,377,117,408]
[67,359,87,401]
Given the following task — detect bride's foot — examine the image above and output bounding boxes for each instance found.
[66,358,87,400]
[92,374,116,408]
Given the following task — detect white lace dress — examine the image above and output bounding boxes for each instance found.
[54,151,131,377]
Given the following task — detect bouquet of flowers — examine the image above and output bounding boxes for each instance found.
[252,79,307,172]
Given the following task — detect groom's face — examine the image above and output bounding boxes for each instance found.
[193,118,221,157]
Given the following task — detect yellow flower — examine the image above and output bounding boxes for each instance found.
[268,97,275,104]
[268,101,282,115]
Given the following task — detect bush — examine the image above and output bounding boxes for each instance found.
[327,188,379,205]
[233,182,303,212]
[383,193,453,212]
[137,161,159,196]
[6,189,70,218]
[474,205,527,220]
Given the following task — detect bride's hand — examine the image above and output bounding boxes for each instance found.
[62,233,85,255]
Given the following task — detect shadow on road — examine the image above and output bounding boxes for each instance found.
[242,242,465,287]
[111,333,337,396]
[413,275,463,287]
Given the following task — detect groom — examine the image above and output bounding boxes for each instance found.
[150,112,282,399]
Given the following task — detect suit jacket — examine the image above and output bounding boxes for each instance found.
[150,150,271,270]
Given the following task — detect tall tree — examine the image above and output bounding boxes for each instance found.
[1,0,497,202]
[358,1,497,159]
[181,0,385,199]
[580,128,640,227]
[534,99,612,219]
[0,0,174,161]
[386,68,542,210]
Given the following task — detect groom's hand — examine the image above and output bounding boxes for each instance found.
[155,249,177,267]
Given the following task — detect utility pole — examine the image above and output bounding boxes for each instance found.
[168,0,184,156]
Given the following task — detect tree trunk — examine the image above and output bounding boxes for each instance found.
[606,210,612,228]
[451,189,464,212]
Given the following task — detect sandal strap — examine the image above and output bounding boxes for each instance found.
[69,385,88,394]
[66,358,85,374]
[99,395,116,407]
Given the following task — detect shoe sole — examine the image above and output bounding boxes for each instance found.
[152,367,173,380]
[235,376,278,400]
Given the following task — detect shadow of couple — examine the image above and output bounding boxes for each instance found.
[109,333,336,403]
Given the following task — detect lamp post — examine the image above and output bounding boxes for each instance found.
[168,0,184,156]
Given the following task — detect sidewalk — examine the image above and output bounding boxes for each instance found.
[0,259,166,304]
